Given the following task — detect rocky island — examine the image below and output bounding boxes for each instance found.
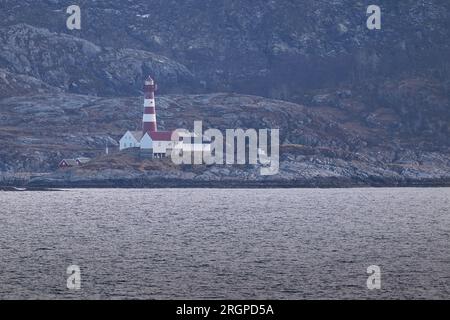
[0,1,449,188]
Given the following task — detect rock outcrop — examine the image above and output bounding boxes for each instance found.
[0,68,60,98]
[0,92,448,187]
[0,24,195,96]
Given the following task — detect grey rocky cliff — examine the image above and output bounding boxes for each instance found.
[0,24,195,96]
[1,1,449,98]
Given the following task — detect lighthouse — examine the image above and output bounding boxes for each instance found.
[120,75,175,156]
[142,75,157,133]
[119,75,204,158]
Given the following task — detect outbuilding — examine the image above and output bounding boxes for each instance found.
[59,159,78,168]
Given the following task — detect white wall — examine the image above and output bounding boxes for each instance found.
[153,140,174,154]
[140,133,153,149]
[119,131,140,150]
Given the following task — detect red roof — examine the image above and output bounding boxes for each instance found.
[148,131,174,141]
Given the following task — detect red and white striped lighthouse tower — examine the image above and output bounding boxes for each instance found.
[142,75,157,133]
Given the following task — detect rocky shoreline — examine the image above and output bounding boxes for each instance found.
[0,186,61,191]
[3,177,446,189]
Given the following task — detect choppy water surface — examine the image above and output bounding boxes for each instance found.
[0,188,449,299]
